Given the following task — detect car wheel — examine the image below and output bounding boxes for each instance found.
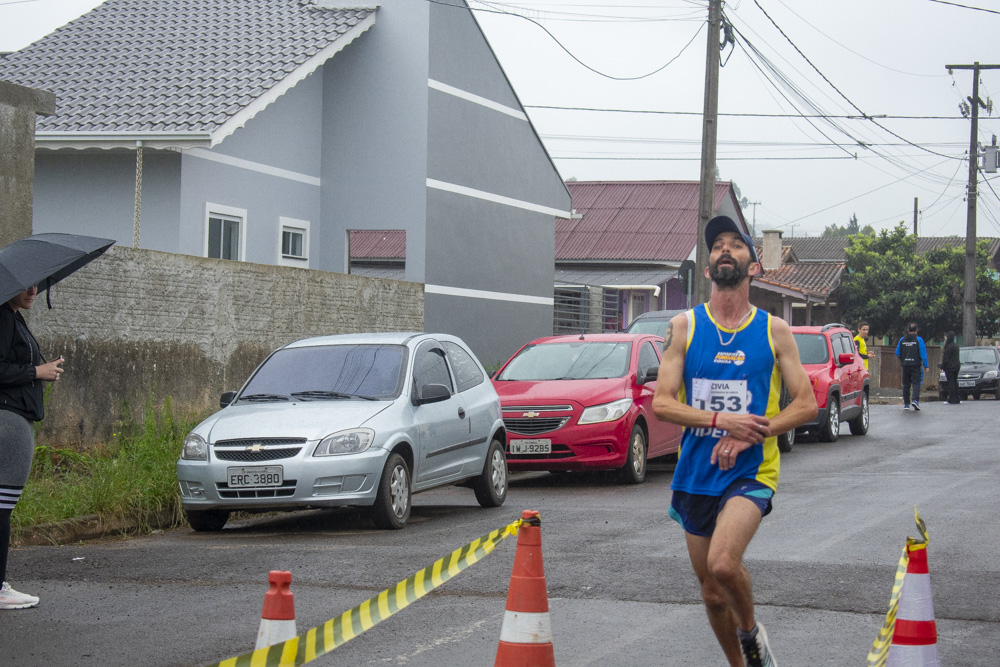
[995,387,1000,400]
[973,392,981,401]
[819,396,840,442]
[777,426,795,453]
[372,453,411,530]
[849,391,869,436]
[473,438,508,508]
[185,509,229,532]
[618,424,647,484]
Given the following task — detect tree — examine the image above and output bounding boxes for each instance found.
[822,212,875,238]
[838,224,1000,342]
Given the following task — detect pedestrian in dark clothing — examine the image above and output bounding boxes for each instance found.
[896,322,929,410]
[941,331,961,405]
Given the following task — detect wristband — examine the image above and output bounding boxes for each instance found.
[711,412,718,429]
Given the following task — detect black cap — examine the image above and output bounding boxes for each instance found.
[705,215,761,268]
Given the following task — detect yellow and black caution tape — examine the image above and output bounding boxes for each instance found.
[205,514,537,667]
[866,507,929,667]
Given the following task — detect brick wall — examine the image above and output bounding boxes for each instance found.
[26,246,424,445]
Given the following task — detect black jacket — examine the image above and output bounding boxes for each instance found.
[0,303,45,421]
[942,341,961,373]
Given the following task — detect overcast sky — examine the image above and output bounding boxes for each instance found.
[3,0,999,238]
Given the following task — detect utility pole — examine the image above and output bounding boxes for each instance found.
[694,0,723,306]
[749,201,761,237]
[913,197,918,236]
[947,62,1000,345]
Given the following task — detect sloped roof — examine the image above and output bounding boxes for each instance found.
[350,230,406,259]
[557,181,745,262]
[0,0,374,144]
[755,261,845,300]
[774,235,1000,264]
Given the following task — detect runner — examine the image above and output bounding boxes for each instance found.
[652,215,817,667]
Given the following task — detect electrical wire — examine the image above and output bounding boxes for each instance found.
[524,105,969,120]
[928,0,1000,16]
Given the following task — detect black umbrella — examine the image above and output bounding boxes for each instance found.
[0,233,116,307]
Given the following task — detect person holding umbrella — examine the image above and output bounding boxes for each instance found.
[0,286,64,609]
[0,233,113,610]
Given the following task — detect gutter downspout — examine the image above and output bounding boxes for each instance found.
[134,140,143,248]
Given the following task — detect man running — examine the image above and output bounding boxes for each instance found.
[653,215,817,667]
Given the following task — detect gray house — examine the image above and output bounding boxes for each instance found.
[0,0,570,363]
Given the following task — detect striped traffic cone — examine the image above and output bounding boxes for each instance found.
[255,570,297,650]
[495,510,555,667]
[886,546,940,666]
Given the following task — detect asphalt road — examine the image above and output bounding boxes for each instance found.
[2,401,999,666]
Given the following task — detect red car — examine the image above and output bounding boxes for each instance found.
[491,333,681,484]
[789,323,870,446]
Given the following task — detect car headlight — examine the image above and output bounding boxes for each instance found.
[985,370,998,379]
[181,433,208,460]
[578,398,633,425]
[314,428,375,456]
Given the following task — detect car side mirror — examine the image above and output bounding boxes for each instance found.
[415,383,451,405]
[220,391,237,408]
[838,353,855,366]
[641,366,659,384]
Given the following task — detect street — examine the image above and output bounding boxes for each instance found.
[2,401,998,666]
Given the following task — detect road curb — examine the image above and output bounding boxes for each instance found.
[11,509,178,547]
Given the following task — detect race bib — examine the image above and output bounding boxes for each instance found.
[691,378,749,415]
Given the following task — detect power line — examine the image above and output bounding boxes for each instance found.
[927,0,1000,16]
[524,105,970,120]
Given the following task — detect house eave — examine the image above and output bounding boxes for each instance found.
[36,132,212,150]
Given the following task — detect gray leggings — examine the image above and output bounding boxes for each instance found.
[0,409,34,509]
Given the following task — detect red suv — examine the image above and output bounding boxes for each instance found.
[788,323,870,446]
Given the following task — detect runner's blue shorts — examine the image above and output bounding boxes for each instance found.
[668,478,774,537]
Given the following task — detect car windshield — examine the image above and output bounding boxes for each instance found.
[239,344,406,401]
[625,319,669,336]
[960,349,998,365]
[497,341,632,380]
[793,333,830,365]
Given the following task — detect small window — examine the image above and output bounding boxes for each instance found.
[413,343,454,397]
[279,217,310,267]
[443,341,485,393]
[205,204,246,261]
[638,341,660,380]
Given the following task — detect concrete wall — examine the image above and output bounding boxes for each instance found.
[25,246,423,445]
[0,80,54,247]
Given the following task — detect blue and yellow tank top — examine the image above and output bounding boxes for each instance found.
[672,303,782,494]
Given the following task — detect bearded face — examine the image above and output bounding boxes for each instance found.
[709,252,751,287]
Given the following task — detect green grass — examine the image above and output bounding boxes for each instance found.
[12,397,199,532]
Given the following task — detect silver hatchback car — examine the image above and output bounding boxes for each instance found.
[176,332,508,530]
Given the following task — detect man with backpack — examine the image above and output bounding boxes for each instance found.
[896,322,929,410]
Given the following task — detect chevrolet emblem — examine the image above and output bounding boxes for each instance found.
[247,444,264,453]
[522,411,540,418]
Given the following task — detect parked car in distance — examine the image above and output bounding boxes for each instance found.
[789,323,870,445]
[491,333,681,484]
[624,309,685,337]
[938,346,1000,401]
[176,332,507,531]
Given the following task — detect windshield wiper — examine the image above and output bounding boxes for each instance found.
[290,390,380,401]
[239,393,290,402]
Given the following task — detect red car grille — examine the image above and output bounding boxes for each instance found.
[504,417,569,435]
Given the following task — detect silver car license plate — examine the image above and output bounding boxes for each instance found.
[958,380,975,387]
[510,439,552,455]
[228,466,283,488]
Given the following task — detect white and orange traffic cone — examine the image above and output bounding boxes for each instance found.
[255,570,297,650]
[495,510,555,667]
[886,545,940,666]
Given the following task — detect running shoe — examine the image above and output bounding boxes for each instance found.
[0,582,39,610]
[902,404,910,410]
[739,622,777,667]
[911,401,921,411]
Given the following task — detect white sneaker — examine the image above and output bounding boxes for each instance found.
[0,581,40,609]
[739,622,777,667]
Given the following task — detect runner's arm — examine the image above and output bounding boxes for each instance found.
[768,318,818,436]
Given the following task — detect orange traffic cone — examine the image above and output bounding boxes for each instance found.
[887,546,940,666]
[255,570,297,650]
[495,510,555,667]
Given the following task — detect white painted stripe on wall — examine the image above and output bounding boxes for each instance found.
[185,148,322,187]
[426,178,570,218]
[425,284,554,306]
[428,79,528,121]
[498,610,553,643]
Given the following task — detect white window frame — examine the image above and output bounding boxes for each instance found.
[278,217,310,268]
[204,203,247,261]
